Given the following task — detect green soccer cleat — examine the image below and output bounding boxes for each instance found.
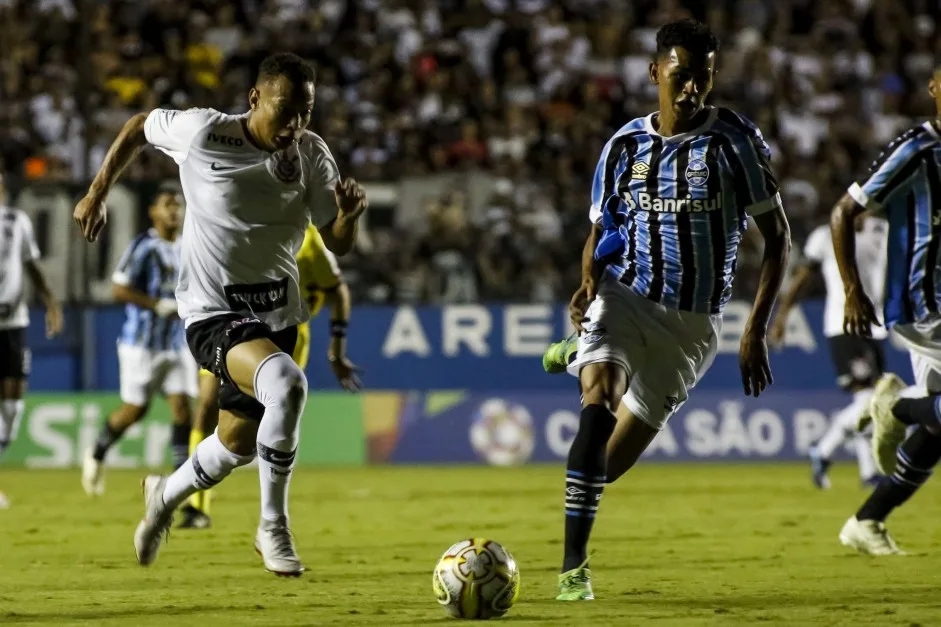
[542,334,578,374]
[556,567,594,601]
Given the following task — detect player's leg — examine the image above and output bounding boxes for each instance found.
[0,377,27,510]
[811,336,881,488]
[84,344,154,496]
[559,361,624,598]
[181,370,218,529]
[604,401,659,484]
[135,318,307,574]
[839,330,941,554]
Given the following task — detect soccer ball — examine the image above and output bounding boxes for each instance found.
[432,538,520,620]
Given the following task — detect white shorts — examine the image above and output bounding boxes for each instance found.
[893,316,941,393]
[567,276,721,430]
[117,343,199,406]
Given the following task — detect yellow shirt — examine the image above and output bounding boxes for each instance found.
[297,224,342,317]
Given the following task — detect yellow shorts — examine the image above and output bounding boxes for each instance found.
[198,321,310,377]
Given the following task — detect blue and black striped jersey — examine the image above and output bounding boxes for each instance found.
[113,229,184,351]
[848,121,941,328]
[590,106,782,315]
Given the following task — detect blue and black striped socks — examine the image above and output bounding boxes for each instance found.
[857,426,941,521]
[563,403,616,572]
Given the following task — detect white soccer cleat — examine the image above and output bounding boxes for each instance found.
[133,475,174,567]
[81,449,105,496]
[868,373,908,474]
[255,516,304,577]
[0,491,9,509]
[839,516,906,556]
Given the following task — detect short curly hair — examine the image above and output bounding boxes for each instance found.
[656,19,719,60]
[257,53,316,85]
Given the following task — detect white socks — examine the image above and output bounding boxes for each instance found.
[253,352,308,523]
[158,351,308,522]
[0,400,25,455]
[817,390,872,459]
[162,430,255,510]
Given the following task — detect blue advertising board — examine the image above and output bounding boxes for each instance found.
[369,390,862,463]
[24,300,913,392]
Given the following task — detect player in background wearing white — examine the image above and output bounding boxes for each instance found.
[81,185,199,500]
[770,218,887,488]
[0,172,63,508]
[72,53,367,576]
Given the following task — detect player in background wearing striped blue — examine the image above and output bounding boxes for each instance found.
[81,185,199,516]
[833,69,941,555]
[542,19,791,601]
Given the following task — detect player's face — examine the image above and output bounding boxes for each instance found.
[249,75,315,152]
[150,192,183,233]
[651,47,716,121]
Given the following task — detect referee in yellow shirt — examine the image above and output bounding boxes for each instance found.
[180,225,362,529]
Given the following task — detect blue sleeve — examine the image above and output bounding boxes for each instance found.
[589,138,616,224]
[720,111,781,216]
[850,129,929,211]
[112,236,151,288]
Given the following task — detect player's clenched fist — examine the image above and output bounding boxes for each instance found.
[334,178,368,220]
[73,194,108,243]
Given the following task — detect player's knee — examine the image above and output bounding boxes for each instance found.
[580,365,627,413]
[255,353,308,415]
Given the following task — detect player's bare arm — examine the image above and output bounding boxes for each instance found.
[73,112,149,242]
[24,261,62,338]
[830,193,878,337]
[320,178,368,256]
[569,223,601,332]
[324,281,362,392]
[769,262,817,348]
[741,206,791,397]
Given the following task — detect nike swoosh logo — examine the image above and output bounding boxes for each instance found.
[210,163,235,171]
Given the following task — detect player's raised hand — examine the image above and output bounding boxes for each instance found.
[843,286,879,337]
[569,277,596,333]
[334,178,368,220]
[329,354,364,393]
[73,194,107,243]
[739,327,773,398]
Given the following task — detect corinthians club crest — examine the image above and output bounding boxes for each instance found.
[272,151,301,183]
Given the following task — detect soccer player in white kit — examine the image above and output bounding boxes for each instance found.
[73,53,367,575]
[0,172,63,508]
[770,217,888,488]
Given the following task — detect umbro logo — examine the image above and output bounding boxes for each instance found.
[210,163,236,171]
[631,161,649,180]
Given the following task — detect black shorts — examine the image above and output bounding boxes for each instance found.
[186,314,298,421]
[0,328,30,379]
[827,334,885,391]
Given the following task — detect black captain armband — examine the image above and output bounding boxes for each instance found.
[330,320,348,338]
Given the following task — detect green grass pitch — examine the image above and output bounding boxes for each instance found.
[1,464,940,626]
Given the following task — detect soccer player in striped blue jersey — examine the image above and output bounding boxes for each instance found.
[81,186,198,501]
[549,19,792,600]
[832,67,941,556]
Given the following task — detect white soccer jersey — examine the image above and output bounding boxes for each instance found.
[0,206,40,330]
[803,217,888,339]
[144,108,340,331]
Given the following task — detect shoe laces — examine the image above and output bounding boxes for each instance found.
[867,521,898,551]
[265,524,298,559]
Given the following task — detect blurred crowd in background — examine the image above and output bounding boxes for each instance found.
[0,0,938,304]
